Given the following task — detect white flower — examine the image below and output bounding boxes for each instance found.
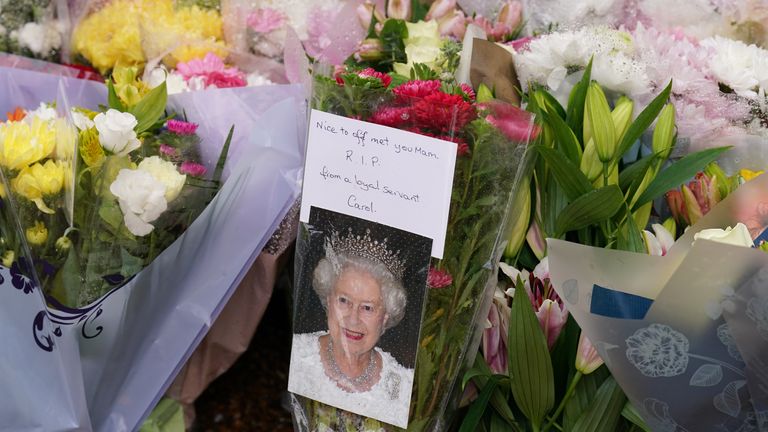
[137,156,186,202]
[94,109,141,156]
[16,21,62,56]
[701,36,768,99]
[533,256,549,280]
[693,222,753,247]
[70,110,94,131]
[109,169,168,236]
[246,72,274,87]
[626,324,690,377]
[25,102,57,123]
[642,223,675,256]
[147,67,189,95]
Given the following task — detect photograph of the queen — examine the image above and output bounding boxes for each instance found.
[288,210,431,429]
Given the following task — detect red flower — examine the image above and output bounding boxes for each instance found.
[357,68,392,87]
[412,92,476,133]
[392,80,442,102]
[482,101,539,142]
[460,83,476,101]
[6,107,25,122]
[370,106,412,128]
[456,141,470,157]
[428,267,453,288]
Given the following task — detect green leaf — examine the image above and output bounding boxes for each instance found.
[618,154,655,193]
[633,146,731,209]
[460,375,501,432]
[537,89,567,121]
[129,81,167,134]
[615,81,672,161]
[539,110,582,165]
[508,278,555,427]
[564,368,610,430]
[107,80,127,112]
[534,146,593,201]
[572,377,627,432]
[617,207,646,253]
[555,185,624,237]
[469,356,519,427]
[622,402,651,432]
[212,125,235,186]
[463,366,491,389]
[566,57,593,143]
[50,247,81,306]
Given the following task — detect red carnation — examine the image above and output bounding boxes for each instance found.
[412,92,476,133]
[392,80,442,103]
[370,106,412,128]
[358,68,392,87]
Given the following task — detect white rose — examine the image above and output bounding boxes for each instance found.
[693,223,753,248]
[137,156,186,202]
[94,109,141,156]
[405,20,440,40]
[109,169,168,236]
[70,110,94,131]
[147,67,189,95]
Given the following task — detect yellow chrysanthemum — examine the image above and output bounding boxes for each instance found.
[740,168,764,182]
[171,41,229,66]
[53,118,76,161]
[0,117,56,171]
[175,6,223,40]
[11,160,65,214]
[26,221,48,246]
[72,0,145,73]
[79,128,106,168]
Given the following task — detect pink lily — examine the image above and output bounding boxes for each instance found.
[575,333,604,375]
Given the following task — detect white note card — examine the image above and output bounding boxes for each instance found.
[300,109,457,258]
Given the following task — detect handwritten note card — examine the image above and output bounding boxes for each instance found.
[300,109,457,258]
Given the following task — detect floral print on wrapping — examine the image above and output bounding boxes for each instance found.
[746,297,768,341]
[717,323,745,362]
[626,324,690,378]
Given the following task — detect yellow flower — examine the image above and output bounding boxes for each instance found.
[740,168,764,182]
[112,66,150,107]
[2,250,14,267]
[393,20,444,75]
[0,117,56,170]
[53,118,76,161]
[79,128,106,168]
[72,0,145,73]
[11,160,65,214]
[26,221,48,246]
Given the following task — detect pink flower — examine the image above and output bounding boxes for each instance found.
[246,8,285,33]
[392,80,443,102]
[427,267,453,288]
[460,83,476,101]
[175,53,247,89]
[437,10,467,39]
[575,333,604,375]
[370,107,412,128]
[483,101,539,142]
[507,36,534,52]
[525,269,568,350]
[482,300,509,374]
[159,144,178,157]
[180,161,207,177]
[357,68,392,87]
[412,92,476,133]
[426,0,457,21]
[166,119,198,135]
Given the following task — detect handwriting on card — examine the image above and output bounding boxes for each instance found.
[301,109,457,258]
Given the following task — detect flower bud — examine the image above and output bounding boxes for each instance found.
[705,162,732,198]
[580,139,603,182]
[496,1,523,34]
[662,217,677,238]
[652,103,676,160]
[2,250,14,267]
[504,175,530,258]
[387,0,411,20]
[356,38,384,61]
[55,236,72,253]
[585,83,616,163]
[426,0,456,21]
[437,10,466,39]
[575,333,604,375]
[666,189,687,225]
[26,221,48,246]
[526,219,546,260]
[611,96,634,144]
[681,184,704,225]
[476,83,494,103]
[357,2,375,30]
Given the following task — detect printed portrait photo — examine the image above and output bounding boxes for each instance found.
[288,206,432,428]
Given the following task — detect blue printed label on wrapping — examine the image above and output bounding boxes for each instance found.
[590,284,653,320]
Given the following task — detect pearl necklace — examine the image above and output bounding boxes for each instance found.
[326,337,377,389]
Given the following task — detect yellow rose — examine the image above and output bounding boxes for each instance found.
[405,20,440,40]
[12,160,65,214]
[79,128,106,168]
[26,221,48,246]
[0,117,56,170]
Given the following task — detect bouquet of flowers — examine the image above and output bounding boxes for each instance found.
[0,0,68,62]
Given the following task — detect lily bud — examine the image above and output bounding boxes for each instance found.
[575,333,604,375]
[681,184,704,225]
[704,162,732,199]
[652,103,676,160]
[426,0,456,21]
[662,217,677,238]
[611,96,634,144]
[580,139,603,182]
[476,83,494,103]
[504,176,530,258]
[496,1,523,34]
[387,0,412,20]
[356,38,384,61]
[585,82,616,163]
[56,236,72,253]
[526,219,546,259]
[357,2,375,30]
[437,10,466,39]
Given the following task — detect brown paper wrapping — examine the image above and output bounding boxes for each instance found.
[469,38,522,106]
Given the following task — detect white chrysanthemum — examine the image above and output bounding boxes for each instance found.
[592,52,650,97]
[246,72,274,87]
[16,21,62,56]
[701,36,768,99]
[25,103,57,123]
[522,0,625,34]
[637,0,729,39]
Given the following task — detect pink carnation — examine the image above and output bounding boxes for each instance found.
[358,68,392,87]
[246,8,285,33]
[166,119,198,135]
[175,53,247,89]
[180,161,207,177]
[392,80,443,102]
[428,267,453,288]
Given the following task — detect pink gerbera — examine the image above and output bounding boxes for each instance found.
[392,80,443,102]
[175,53,247,89]
[412,92,476,132]
[428,267,453,288]
[166,119,198,135]
[357,68,392,88]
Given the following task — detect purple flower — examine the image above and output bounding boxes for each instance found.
[166,119,198,135]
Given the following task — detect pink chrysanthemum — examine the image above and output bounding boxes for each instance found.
[166,119,198,135]
[246,8,285,33]
[428,267,453,288]
[357,68,392,88]
[159,144,178,157]
[412,92,476,132]
[175,53,247,89]
[180,161,207,177]
[392,80,443,102]
[370,106,412,128]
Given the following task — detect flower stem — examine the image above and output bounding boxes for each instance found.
[688,354,745,376]
[543,371,583,432]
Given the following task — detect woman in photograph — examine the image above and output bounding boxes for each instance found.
[289,228,412,427]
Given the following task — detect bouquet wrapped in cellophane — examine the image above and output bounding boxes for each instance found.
[0,0,69,62]
[289,58,536,429]
[0,64,305,431]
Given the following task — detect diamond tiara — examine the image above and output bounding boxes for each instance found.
[325,228,406,281]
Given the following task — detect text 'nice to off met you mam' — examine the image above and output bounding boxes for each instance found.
[316,119,440,160]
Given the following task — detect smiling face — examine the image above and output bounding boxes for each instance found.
[327,266,388,358]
